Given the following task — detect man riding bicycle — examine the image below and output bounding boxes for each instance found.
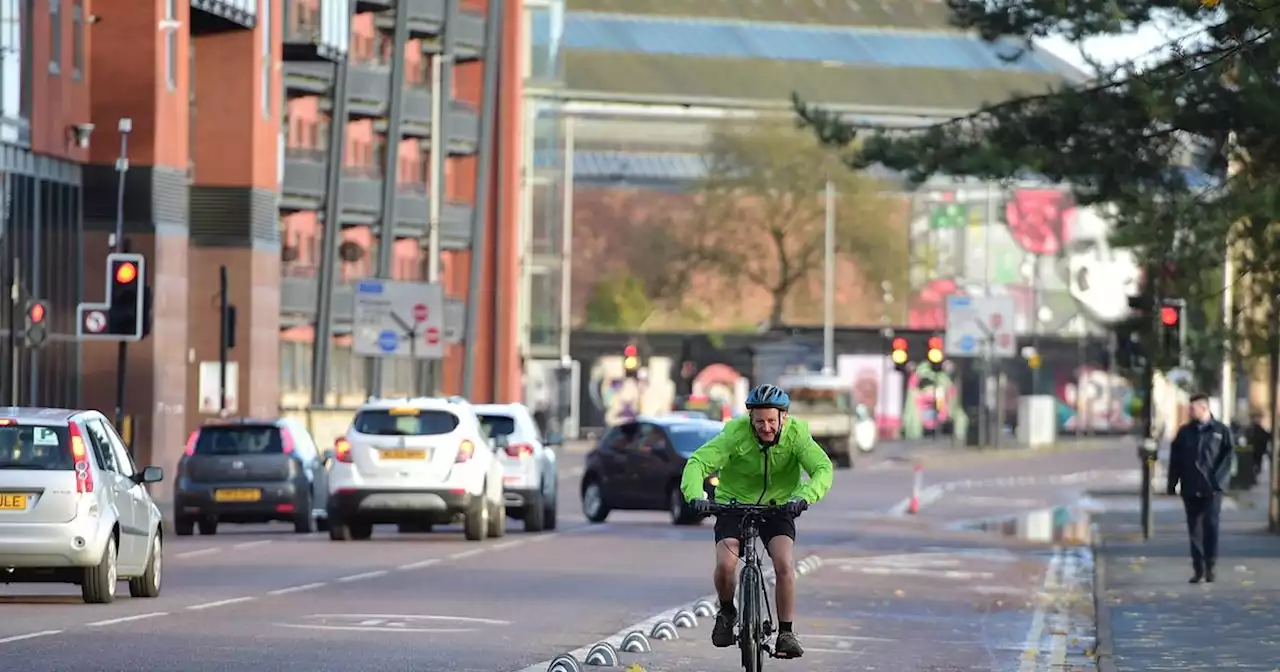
[680,384,834,659]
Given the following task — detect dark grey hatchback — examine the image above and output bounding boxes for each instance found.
[174,418,327,536]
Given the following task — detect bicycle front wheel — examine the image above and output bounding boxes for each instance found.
[739,564,766,672]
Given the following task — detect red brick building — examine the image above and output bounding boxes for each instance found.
[5,0,523,488]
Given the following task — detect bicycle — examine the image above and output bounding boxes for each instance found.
[707,500,806,672]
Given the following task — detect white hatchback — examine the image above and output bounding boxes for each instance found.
[325,397,505,542]
[473,403,559,533]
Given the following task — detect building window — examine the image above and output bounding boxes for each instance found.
[260,0,271,119]
[70,0,82,78]
[48,0,60,74]
[164,0,177,91]
[0,0,27,140]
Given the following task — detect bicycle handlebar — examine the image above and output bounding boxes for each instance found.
[705,502,799,515]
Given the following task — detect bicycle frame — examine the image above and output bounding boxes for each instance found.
[709,503,784,672]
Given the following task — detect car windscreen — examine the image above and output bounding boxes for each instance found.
[352,409,460,436]
[0,424,73,470]
[667,425,722,457]
[477,414,517,439]
[193,426,284,456]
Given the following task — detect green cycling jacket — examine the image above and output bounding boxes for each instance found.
[680,415,834,505]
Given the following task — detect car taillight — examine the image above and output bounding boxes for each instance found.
[334,438,353,463]
[505,442,534,458]
[280,428,296,454]
[68,423,94,493]
[184,431,198,456]
[456,440,475,463]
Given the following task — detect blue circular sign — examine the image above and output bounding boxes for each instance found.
[958,334,975,352]
[377,329,399,353]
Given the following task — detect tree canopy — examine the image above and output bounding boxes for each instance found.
[795,0,1280,369]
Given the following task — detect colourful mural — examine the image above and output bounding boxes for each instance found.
[908,188,1141,334]
[1055,365,1136,433]
[582,357,747,429]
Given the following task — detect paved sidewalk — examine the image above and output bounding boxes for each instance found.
[1093,489,1280,671]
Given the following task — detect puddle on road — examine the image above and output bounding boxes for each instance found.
[951,504,1095,545]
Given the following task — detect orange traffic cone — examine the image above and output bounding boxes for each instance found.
[907,462,924,514]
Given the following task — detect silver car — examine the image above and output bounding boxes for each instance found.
[0,408,165,603]
[474,403,559,533]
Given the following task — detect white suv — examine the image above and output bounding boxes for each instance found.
[325,397,505,542]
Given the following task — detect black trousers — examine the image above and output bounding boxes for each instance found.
[1182,493,1223,571]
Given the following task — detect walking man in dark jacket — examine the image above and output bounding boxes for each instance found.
[1167,392,1234,583]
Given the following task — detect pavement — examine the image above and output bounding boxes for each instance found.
[0,436,1140,671]
[1092,483,1280,672]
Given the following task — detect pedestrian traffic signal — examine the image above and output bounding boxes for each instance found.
[623,343,640,377]
[891,337,908,370]
[23,299,49,349]
[926,335,944,364]
[106,254,147,340]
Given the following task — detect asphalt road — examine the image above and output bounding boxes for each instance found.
[0,440,1135,671]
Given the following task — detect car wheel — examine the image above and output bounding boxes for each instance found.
[329,519,372,541]
[581,478,610,523]
[129,533,162,598]
[294,509,315,534]
[486,496,506,538]
[464,494,488,542]
[834,452,853,469]
[523,491,546,532]
[315,515,330,533]
[544,502,557,530]
[174,516,194,536]
[669,486,701,526]
[82,536,118,604]
[197,519,218,535]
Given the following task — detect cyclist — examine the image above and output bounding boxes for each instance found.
[680,383,834,659]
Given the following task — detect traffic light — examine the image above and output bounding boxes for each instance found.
[623,343,640,377]
[23,299,49,349]
[1159,299,1186,362]
[890,337,909,371]
[926,335,944,365]
[106,254,146,339]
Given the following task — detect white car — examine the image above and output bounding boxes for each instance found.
[325,397,505,542]
[473,403,558,533]
[0,408,165,603]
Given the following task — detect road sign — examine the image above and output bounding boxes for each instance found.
[944,295,1017,359]
[424,326,441,345]
[76,303,120,340]
[443,298,464,344]
[352,280,445,359]
[85,310,106,333]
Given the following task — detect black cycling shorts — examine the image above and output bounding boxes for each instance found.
[713,513,796,547]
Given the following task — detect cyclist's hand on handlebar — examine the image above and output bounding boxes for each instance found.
[689,498,712,515]
[784,498,809,517]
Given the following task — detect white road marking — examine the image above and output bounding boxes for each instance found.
[490,539,524,550]
[273,623,476,634]
[174,548,221,559]
[85,612,169,627]
[397,558,442,571]
[0,630,62,644]
[1017,546,1062,672]
[309,613,512,625]
[336,570,388,583]
[448,549,484,560]
[508,554,824,672]
[233,540,273,550]
[267,582,327,596]
[187,596,257,611]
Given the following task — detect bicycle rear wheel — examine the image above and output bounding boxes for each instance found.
[739,564,766,672]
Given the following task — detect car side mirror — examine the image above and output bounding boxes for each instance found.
[546,431,563,446]
[320,449,335,467]
[135,466,164,484]
[492,435,510,450]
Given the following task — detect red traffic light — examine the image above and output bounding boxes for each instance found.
[27,303,45,323]
[115,262,138,284]
[624,344,638,358]
[927,335,943,350]
[1160,306,1179,326]
[891,337,907,351]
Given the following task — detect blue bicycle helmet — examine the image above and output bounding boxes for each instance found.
[745,384,790,412]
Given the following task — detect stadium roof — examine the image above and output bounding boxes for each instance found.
[565,0,957,30]
[539,11,1086,112]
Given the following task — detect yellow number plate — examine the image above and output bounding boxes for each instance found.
[214,488,262,503]
[0,494,27,510]
[381,449,426,460]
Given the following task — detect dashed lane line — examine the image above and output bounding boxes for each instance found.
[186,597,257,611]
[267,582,326,596]
[85,612,169,627]
[336,570,389,583]
[0,631,62,644]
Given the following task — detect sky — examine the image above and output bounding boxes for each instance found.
[1033,13,1213,75]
